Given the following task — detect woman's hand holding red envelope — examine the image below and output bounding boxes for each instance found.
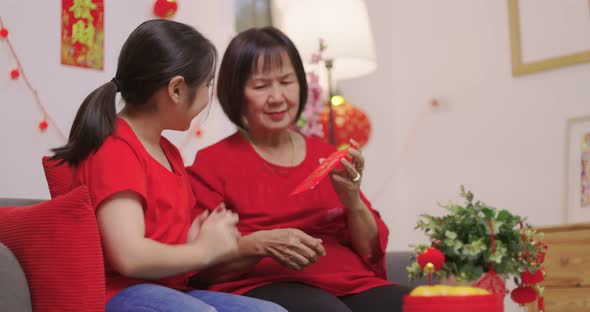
[323,139,380,261]
[326,139,365,212]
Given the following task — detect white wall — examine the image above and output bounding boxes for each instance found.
[340,0,590,254]
[0,0,236,199]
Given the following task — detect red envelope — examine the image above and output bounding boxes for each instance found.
[290,148,350,196]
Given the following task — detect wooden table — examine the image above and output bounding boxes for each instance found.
[526,223,590,312]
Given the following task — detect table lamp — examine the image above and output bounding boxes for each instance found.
[271,0,377,144]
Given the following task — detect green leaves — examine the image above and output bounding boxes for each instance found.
[407,186,543,283]
[463,238,487,260]
[445,231,458,240]
[497,210,512,222]
[480,207,495,219]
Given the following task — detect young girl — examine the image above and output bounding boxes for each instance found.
[51,20,285,312]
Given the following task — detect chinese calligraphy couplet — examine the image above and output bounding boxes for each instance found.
[61,0,104,70]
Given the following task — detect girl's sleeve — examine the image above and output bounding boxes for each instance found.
[186,150,225,217]
[85,139,148,211]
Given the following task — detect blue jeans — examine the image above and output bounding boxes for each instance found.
[106,284,286,312]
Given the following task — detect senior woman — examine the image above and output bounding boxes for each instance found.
[187,27,410,312]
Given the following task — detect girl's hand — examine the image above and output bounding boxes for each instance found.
[191,203,240,265]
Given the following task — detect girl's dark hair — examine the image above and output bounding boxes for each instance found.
[216,26,308,129]
[52,19,217,166]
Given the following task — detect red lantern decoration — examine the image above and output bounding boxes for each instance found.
[0,28,8,38]
[153,0,178,19]
[417,247,445,272]
[536,241,547,264]
[319,98,371,148]
[521,269,544,285]
[10,68,20,79]
[38,120,49,131]
[510,286,538,305]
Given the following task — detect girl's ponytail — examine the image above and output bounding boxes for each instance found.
[51,79,118,166]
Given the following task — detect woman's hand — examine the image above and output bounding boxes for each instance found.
[190,203,240,266]
[326,139,365,211]
[245,228,326,271]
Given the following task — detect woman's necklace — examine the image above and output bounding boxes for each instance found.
[242,129,296,166]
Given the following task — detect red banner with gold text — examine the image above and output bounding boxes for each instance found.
[61,0,104,70]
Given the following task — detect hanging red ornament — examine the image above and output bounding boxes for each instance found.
[510,286,538,305]
[472,270,507,296]
[38,120,49,131]
[521,269,544,285]
[536,241,547,264]
[0,16,67,140]
[319,97,371,148]
[472,219,508,296]
[195,128,203,137]
[153,0,178,19]
[538,296,545,311]
[10,68,20,79]
[417,247,445,272]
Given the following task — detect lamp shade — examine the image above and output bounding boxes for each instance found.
[271,0,376,80]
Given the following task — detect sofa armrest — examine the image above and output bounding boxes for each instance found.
[0,242,32,312]
[0,198,45,207]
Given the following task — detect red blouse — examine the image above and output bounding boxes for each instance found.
[73,118,195,301]
[187,132,392,296]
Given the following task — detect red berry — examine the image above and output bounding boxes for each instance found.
[39,121,49,131]
[10,68,20,79]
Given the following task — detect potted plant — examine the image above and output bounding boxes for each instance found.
[407,186,546,297]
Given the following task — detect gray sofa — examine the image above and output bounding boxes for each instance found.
[0,197,425,310]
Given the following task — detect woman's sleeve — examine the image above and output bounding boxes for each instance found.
[357,192,389,279]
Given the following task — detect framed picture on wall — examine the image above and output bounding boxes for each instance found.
[508,0,590,76]
[564,116,590,223]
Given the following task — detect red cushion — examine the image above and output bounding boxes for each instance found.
[0,186,105,311]
[42,156,74,198]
